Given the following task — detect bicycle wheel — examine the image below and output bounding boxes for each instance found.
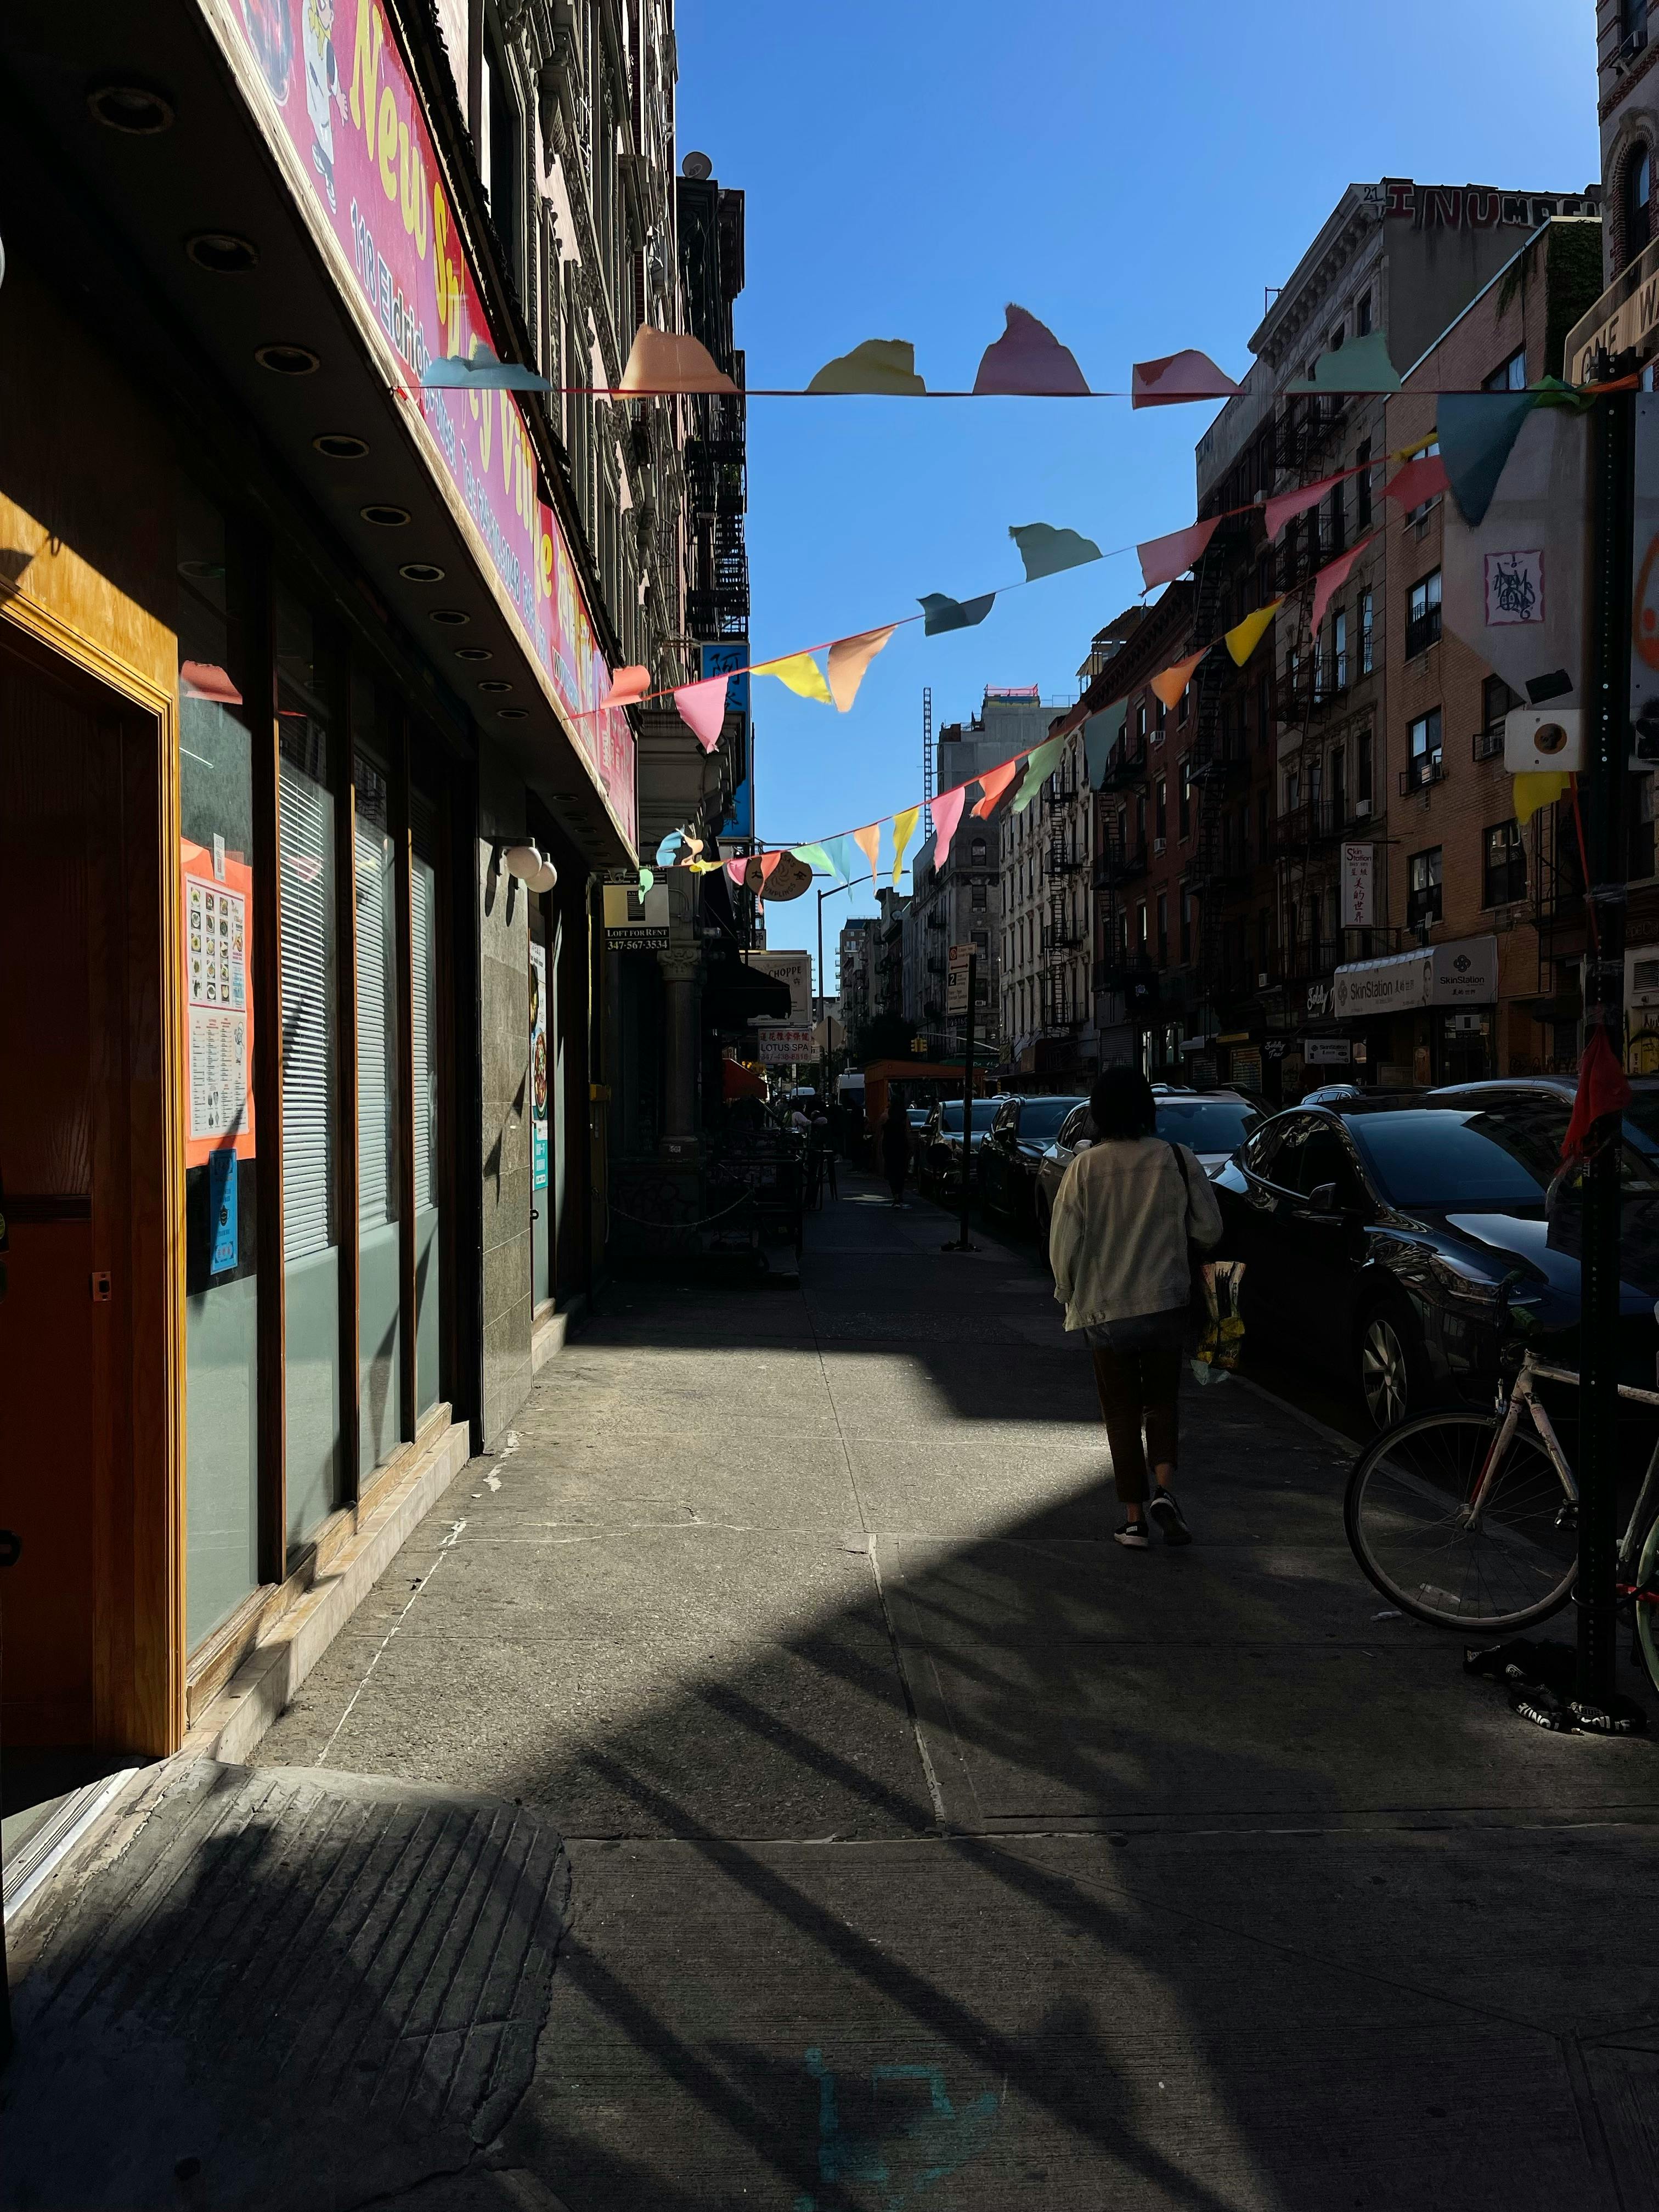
[1345,1411,1578,1632]
[1633,1511,1659,1699]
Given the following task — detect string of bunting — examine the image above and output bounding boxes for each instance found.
[659,373,1602,895]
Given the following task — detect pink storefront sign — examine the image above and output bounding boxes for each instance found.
[221,0,636,849]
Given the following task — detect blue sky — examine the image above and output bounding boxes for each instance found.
[674,0,1600,988]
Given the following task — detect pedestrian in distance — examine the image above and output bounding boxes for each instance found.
[1048,1063,1223,1548]
[879,1086,913,1207]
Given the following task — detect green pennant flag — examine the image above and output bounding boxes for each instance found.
[1438,391,1538,527]
[1013,734,1065,811]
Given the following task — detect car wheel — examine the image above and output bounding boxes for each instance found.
[1357,1299,1423,1431]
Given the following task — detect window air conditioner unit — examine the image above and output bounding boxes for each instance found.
[1352,797,1372,818]
[1257,971,1269,988]
[1154,836,1167,856]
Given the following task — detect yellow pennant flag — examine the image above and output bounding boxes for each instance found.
[891,806,921,885]
[755,652,833,704]
[1224,599,1282,667]
[1514,770,1571,828]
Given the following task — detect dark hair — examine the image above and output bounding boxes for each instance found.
[1089,1063,1156,1141]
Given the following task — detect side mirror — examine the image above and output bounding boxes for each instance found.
[1307,1182,1340,1213]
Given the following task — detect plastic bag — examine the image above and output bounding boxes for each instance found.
[1189,1260,1245,1386]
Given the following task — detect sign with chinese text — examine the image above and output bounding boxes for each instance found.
[1340,842,1375,930]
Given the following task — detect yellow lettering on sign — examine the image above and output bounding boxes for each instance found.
[349,0,383,145]
[500,391,515,496]
[432,189,449,322]
[540,530,554,602]
[377,88,398,200]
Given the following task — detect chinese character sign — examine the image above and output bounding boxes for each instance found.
[1340,842,1375,930]
[223,0,635,850]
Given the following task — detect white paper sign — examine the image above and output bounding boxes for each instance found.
[1484,548,1544,625]
[189,1008,248,1140]
[1339,842,1375,929]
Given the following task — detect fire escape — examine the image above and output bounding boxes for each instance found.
[1041,771,1084,1032]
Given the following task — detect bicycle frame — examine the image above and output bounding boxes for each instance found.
[1469,1351,1659,1585]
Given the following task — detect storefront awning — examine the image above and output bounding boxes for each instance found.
[1333,936,1498,1019]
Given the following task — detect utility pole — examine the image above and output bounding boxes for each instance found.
[1578,376,1635,1714]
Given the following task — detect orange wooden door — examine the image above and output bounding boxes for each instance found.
[0,648,119,1745]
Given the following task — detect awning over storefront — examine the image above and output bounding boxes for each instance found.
[1333,936,1498,1019]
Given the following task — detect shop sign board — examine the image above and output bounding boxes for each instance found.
[1303,1038,1352,1066]
[529,941,549,1192]
[1333,936,1497,1018]
[1340,842,1376,929]
[757,1026,814,1065]
[743,951,812,1026]
[214,0,636,850]
[601,871,669,948]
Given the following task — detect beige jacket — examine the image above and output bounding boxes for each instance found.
[1049,1136,1223,1331]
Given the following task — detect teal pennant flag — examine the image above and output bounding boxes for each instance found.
[919,591,996,635]
[1009,522,1102,582]
[1437,391,1539,527]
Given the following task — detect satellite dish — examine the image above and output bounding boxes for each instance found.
[681,150,713,181]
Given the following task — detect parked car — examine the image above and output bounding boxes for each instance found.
[1033,1088,1262,1240]
[1210,1093,1659,1429]
[1300,1082,1364,1106]
[918,1096,1005,1198]
[978,1096,1086,1224]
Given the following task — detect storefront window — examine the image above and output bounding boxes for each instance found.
[411,789,443,1414]
[179,490,261,1646]
[354,729,403,1475]
[530,909,553,1311]
[276,587,345,1545]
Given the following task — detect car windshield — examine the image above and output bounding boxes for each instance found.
[1344,1107,1561,1210]
[938,1101,999,1133]
[1019,1100,1085,1144]
[1156,1097,1261,1153]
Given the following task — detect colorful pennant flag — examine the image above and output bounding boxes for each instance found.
[601,665,652,709]
[1308,535,1375,637]
[823,834,860,885]
[1383,452,1451,511]
[1083,699,1128,787]
[806,339,926,396]
[1013,735,1065,811]
[637,866,654,895]
[1287,329,1400,395]
[826,625,897,712]
[793,842,836,876]
[1224,599,1282,667]
[972,755,1023,817]
[422,346,552,392]
[673,675,730,750]
[1010,522,1103,582]
[1150,648,1208,710]
[758,851,784,885]
[931,785,968,866]
[1437,391,1538,527]
[755,651,833,703]
[853,822,882,884]
[725,856,748,888]
[1514,770,1572,828]
[973,304,1091,397]
[1131,350,1239,408]
[1137,518,1219,592]
[919,590,996,635]
[654,831,684,867]
[891,805,921,884]
[617,326,739,395]
[1263,471,1346,540]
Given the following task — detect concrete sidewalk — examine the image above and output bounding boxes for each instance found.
[9,1170,1659,2208]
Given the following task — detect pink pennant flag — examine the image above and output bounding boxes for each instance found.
[1384,452,1451,510]
[972,756,1023,818]
[826,625,896,712]
[1308,535,1375,637]
[852,822,882,885]
[601,664,652,709]
[1137,518,1219,593]
[930,785,968,867]
[725,856,748,888]
[674,675,729,751]
[1131,350,1239,409]
[1150,648,1209,712]
[1263,470,1345,540]
[973,303,1091,396]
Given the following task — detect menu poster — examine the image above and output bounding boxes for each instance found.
[182,842,257,1169]
[529,941,549,1193]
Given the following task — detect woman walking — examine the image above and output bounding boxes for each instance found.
[878,1087,913,1206]
[1048,1065,1222,1547]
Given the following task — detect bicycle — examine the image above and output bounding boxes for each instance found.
[1345,1344,1659,1690]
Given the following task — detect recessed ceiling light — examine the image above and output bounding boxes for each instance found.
[359,504,410,527]
[498,707,529,720]
[178,558,225,579]
[399,560,445,583]
[478,678,513,693]
[255,341,319,376]
[314,431,369,459]
[187,231,258,274]
[455,646,493,662]
[429,607,469,625]
[87,82,174,134]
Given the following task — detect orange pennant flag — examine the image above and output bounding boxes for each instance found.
[1150,648,1208,711]
[852,822,882,885]
[972,757,1023,817]
[826,626,897,712]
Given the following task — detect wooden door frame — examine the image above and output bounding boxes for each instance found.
[0,596,185,1755]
